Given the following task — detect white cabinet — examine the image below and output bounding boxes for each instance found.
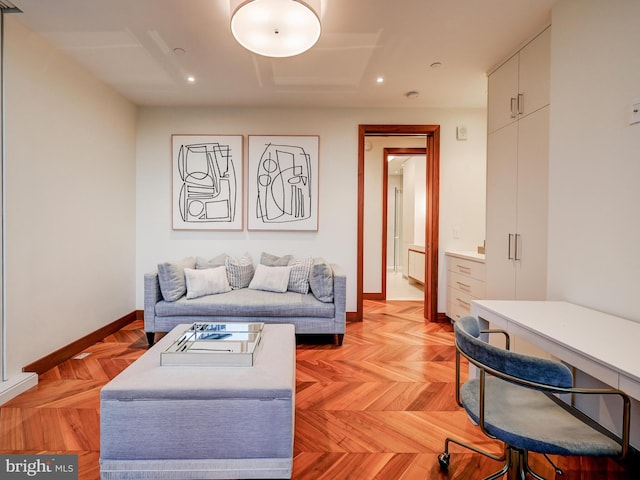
[485,27,550,301]
[488,27,551,134]
[446,252,485,321]
[407,248,425,284]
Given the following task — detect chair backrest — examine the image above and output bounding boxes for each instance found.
[455,316,573,389]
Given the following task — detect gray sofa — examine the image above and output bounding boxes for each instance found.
[144,255,346,346]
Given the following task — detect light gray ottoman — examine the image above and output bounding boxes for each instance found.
[100,324,296,479]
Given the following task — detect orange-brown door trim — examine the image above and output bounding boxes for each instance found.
[357,125,440,322]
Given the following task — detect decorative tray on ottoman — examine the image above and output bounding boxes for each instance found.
[161,322,264,367]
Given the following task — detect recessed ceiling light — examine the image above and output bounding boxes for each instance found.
[406,91,419,99]
[187,75,196,83]
[430,61,443,68]
[376,76,384,84]
[173,47,186,55]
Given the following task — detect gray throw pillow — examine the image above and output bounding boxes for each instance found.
[288,256,313,294]
[196,253,228,269]
[309,258,334,302]
[226,253,255,289]
[260,252,293,266]
[157,257,196,302]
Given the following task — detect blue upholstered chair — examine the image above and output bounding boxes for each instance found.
[438,316,630,479]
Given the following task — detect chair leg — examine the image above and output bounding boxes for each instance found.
[438,436,505,471]
[522,450,559,480]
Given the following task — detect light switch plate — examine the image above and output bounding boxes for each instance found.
[630,100,640,125]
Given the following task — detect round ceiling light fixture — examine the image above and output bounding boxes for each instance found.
[230,0,321,58]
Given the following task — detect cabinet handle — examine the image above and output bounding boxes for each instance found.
[515,233,521,261]
[456,264,471,274]
[517,94,524,115]
[456,298,471,309]
[456,281,471,291]
[508,233,514,260]
[510,97,517,118]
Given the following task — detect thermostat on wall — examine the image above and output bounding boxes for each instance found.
[456,126,468,140]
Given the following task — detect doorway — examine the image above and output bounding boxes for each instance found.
[384,147,426,301]
[357,125,440,322]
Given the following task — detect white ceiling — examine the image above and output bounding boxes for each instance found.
[9,0,557,109]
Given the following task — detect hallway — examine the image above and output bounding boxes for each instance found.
[386,269,423,301]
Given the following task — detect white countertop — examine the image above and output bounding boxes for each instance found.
[445,250,485,262]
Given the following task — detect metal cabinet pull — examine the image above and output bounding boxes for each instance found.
[456,298,471,309]
[517,94,524,115]
[508,233,514,260]
[515,233,521,261]
[510,97,517,118]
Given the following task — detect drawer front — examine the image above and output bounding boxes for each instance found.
[447,256,485,281]
[447,288,474,321]
[448,271,486,298]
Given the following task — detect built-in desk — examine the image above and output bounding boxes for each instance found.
[472,300,640,448]
[471,300,640,401]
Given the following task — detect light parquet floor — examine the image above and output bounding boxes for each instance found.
[0,300,636,479]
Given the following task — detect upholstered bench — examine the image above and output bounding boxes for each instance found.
[100,323,296,479]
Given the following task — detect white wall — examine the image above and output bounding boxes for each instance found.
[4,17,137,377]
[548,0,640,448]
[137,107,487,313]
[548,0,640,322]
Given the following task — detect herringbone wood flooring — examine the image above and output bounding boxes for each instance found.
[0,300,636,479]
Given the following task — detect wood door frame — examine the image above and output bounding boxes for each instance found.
[357,125,440,321]
[381,147,427,300]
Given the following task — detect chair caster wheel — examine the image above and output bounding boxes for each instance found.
[438,452,450,470]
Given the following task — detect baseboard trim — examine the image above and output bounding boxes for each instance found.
[23,311,138,375]
[0,373,38,406]
[362,293,385,300]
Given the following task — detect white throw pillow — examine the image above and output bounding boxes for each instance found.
[184,266,231,299]
[248,264,292,293]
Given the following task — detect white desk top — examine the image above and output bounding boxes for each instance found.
[472,300,640,385]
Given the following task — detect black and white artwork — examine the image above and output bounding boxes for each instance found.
[172,135,243,230]
[248,135,319,231]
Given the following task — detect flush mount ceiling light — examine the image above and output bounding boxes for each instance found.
[230,0,321,58]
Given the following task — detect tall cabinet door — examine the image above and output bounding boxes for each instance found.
[515,106,549,299]
[487,55,519,134]
[485,122,518,299]
[518,28,551,118]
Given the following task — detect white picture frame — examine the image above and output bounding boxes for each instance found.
[247,135,319,231]
[172,134,243,230]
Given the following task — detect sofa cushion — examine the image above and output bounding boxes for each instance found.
[260,252,292,266]
[226,253,254,289]
[155,288,335,318]
[309,258,334,303]
[287,256,312,294]
[249,264,292,293]
[196,253,228,269]
[184,266,231,299]
[157,257,196,302]
[261,252,312,294]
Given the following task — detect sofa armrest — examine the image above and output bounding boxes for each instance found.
[144,272,163,333]
[330,264,347,332]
